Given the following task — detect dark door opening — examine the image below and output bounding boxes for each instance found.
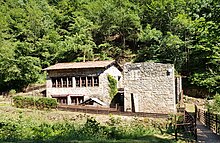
[110,93,124,111]
[131,93,135,112]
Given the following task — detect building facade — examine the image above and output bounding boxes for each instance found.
[123,62,176,113]
[44,60,178,113]
[44,60,122,105]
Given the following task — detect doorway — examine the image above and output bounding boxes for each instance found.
[131,93,135,112]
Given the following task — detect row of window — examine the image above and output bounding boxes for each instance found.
[52,77,72,88]
[55,96,84,105]
[52,76,99,88]
[75,77,99,87]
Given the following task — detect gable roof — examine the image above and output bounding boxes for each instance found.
[80,98,108,106]
[43,60,121,71]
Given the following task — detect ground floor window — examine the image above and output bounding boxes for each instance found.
[71,96,84,105]
[54,96,84,105]
[56,97,67,104]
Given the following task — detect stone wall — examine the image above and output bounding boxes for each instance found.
[46,65,122,104]
[123,62,176,113]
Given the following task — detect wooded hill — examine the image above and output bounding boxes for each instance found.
[0,0,219,95]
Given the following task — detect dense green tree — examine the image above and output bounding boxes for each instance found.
[0,0,219,95]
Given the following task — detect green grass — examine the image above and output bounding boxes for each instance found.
[0,105,188,143]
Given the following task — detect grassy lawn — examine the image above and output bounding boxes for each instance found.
[0,100,189,143]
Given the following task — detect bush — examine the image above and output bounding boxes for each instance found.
[107,74,118,99]
[13,96,24,108]
[23,96,35,108]
[35,97,57,109]
[13,96,57,109]
[9,89,16,96]
[207,94,220,113]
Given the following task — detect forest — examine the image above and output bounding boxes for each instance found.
[0,0,219,95]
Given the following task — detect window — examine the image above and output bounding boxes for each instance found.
[71,96,84,105]
[68,77,72,87]
[87,77,92,87]
[63,78,67,87]
[52,78,56,87]
[56,97,67,104]
[75,76,99,87]
[57,78,61,88]
[118,76,121,81]
[94,76,99,86]
[81,77,86,87]
[52,77,73,88]
[76,77,80,87]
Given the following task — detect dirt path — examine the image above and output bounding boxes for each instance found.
[197,120,220,143]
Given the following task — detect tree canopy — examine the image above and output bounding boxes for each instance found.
[0,0,219,95]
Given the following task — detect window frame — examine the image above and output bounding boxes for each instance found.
[93,76,99,87]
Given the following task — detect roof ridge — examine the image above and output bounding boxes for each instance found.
[43,60,117,71]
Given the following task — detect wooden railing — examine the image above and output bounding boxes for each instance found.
[196,105,220,135]
[184,110,197,140]
[175,107,197,141]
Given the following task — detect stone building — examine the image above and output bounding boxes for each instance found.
[44,60,179,113]
[123,62,176,113]
[44,60,123,105]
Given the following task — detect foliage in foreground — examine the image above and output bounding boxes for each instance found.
[0,108,183,143]
[13,95,58,109]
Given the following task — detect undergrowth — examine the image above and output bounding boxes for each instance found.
[0,107,186,143]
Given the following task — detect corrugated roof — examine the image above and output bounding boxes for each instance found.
[44,60,115,71]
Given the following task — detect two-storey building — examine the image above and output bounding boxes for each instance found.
[44,60,122,105]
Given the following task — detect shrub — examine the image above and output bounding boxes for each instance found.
[13,96,57,109]
[207,94,220,113]
[36,97,57,109]
[107,74,118,99]
[13,96,24,108]
[9,89,16,96]
[23,96,35,108]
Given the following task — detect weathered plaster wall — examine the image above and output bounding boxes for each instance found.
[123,62,176,113]
[46,65,122,104]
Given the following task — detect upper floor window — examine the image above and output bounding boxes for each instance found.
[52,77,72,88]
[63,78,67,87]
[81,77,86,87]
[94,77,99,87]
[68,77,72,87]
[51,76,99,88]
[75,76,99,87]
[76,77,80,87]
[52,78,56,88]
[57,78,61,88]
[87,77,92,87]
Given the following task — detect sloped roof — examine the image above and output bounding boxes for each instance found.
[44,60,116,71]
[80,98,108,106]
